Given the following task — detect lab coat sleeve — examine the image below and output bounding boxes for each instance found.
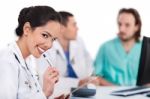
[84,49,94,74]
[94,44,106,77]
[0,57,19,99]
[78,38,94,76]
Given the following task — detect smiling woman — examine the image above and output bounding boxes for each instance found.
[15,6,61,58]
[19,21,60,58]
[0,6,61,99]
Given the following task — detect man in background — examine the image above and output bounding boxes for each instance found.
[80,8,142,86]
[37,11,94,88]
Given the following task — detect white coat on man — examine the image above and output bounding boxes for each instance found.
[36,37,94,86]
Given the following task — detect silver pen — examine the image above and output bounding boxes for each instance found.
[43,54,54,67]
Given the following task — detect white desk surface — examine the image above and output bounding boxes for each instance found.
[95,86,149,99]
[71,86,150,99]
[52,78,150,99]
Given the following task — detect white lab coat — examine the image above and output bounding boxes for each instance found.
[0,42,46,99]
[37,37,93,82]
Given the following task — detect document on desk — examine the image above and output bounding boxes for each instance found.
[52,77,79,98]
[111,86,150,96]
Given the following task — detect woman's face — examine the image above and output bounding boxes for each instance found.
[25,21,60,58]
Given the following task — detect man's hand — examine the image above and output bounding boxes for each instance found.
[79,76,114,86]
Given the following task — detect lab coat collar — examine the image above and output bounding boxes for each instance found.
[53,40,66,60]
[53,40,77,61]
[9,42,27,67]
[69,40,77,62]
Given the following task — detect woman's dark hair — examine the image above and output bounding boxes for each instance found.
[118,8,142,42]
[15,6,61,36]
[58,11,74,26]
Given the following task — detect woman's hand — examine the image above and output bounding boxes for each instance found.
[43,67,59,97]
[54,94,70,99]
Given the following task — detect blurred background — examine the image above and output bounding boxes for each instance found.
[0,0,149,59]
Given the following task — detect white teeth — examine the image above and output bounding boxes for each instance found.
[38,47,45,53]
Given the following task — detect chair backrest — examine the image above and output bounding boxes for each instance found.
[137,36,150,86]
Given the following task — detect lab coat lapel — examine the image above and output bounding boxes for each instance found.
[54,40,66,60]
[69,40,76,64]
[69,40,80,77]
[10,42,27,67]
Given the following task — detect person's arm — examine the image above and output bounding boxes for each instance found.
[78,38,94,76]
[54,94,70,99]
[0,59,18,99]
[42,67,59,98]
[78,76,114,86]
[92,76,114,86]
[79,44,115,86]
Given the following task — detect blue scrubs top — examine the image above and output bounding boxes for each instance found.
[94,37,142,86]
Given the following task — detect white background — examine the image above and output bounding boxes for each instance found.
[0,0,150,59]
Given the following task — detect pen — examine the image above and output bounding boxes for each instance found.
[43,54,54,67]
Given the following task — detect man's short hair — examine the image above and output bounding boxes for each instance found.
[58,11,74,26]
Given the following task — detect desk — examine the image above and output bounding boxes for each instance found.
[71,87,150,99]
[52,78,150,99]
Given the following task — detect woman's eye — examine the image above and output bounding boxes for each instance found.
[42,34,48,38]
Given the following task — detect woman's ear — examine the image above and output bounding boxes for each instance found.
[23,22,32,36]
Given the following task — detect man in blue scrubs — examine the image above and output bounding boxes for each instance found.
[94,8,142,86]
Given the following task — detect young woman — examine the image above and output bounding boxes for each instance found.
[0,6,61,99]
